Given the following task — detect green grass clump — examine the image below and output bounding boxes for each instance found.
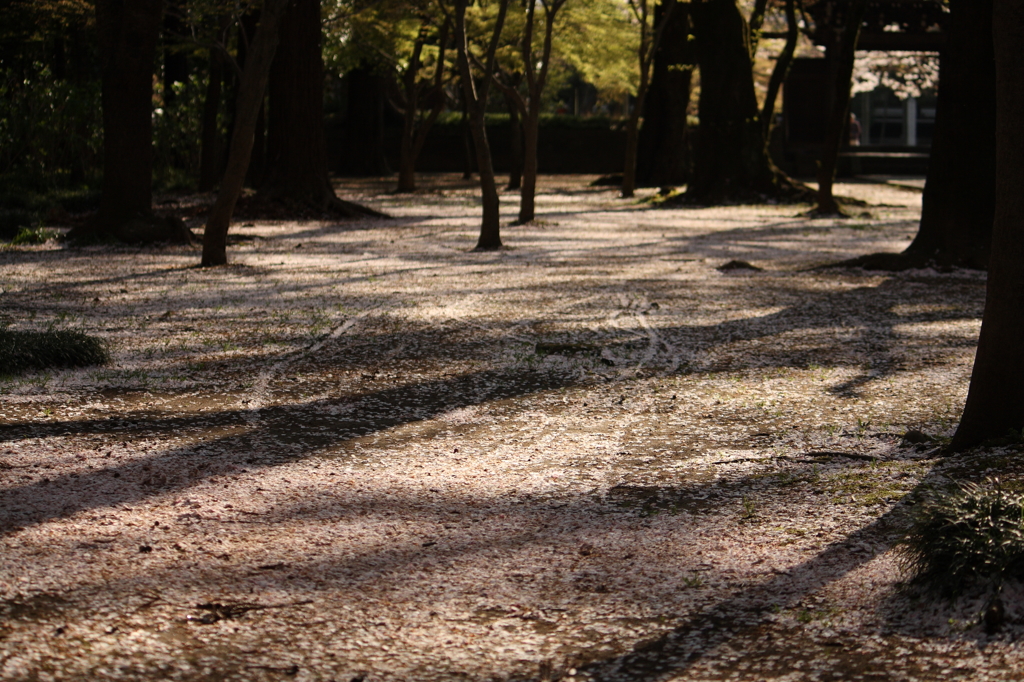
[899,480,1024,595]
[0,328,109,374]
[10,226,58,245]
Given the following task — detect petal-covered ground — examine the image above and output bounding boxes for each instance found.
[1,175,1021,681]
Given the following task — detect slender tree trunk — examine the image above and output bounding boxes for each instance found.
[202,0,290,266]
[246,99,267,187]
[89,0,165,234]
[815,0,868,215]
[905,0,995,268]
[621,100,645,197]
[950,0,1024,450]
[397,20,449,193]
[460,95,475,179]
[761,0,797,140]
[198,40,225,192]
[397,40,423,193]
[506,91,523,190]
[519,107,540,221]
[454,0,509,250]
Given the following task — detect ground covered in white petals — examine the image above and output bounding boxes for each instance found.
[1,174,1021,681]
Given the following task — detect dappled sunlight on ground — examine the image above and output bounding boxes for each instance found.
[1,174,1019,681]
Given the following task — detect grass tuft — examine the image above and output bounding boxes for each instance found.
[10,226,58,245]
[0,328,109,375]
[898,480,1024,595]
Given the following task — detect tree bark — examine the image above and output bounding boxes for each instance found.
[905,0,995,268]
[832,0,995,271]
[260,0,383,216]
[685,0,795,204]
[621,0,675,199]
[505,88,523,191]
[336,65,392,177]
[87,0,165,237]
[454,0,510,250]
[815,0,868,215]
[636,1,693,188]
[950,0,1024,450]
[397,20,449,193]
[761,0,797,140]
[201,0,290,266]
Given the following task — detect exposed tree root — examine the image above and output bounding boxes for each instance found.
[230,194,388,221]
[66,213,195,245]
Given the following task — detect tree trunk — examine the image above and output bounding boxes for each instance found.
[621,101,644,197]
[202,0,290,266]
[454,0,509,251]
[636,1,693,188]
[260,0,383,216]
[519,107,540,222]
[950,0,1024,450]
[86,0,166,238]
[460,98,475,179]
[397,21,449,194]
[506,91,523,191]
[685,0,795,204]
[337,65,392,177]
[261,0,332,205]
[761,0,797,140]
[198,42,225,192]
[905,0,995,269]
[815,0,868,215]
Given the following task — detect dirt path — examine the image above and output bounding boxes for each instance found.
[1,175,1020,681]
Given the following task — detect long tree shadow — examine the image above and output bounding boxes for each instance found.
[0,368,574,535]
[575,465,981,682]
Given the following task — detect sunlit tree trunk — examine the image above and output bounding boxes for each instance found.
[454,0,510,250]
[201,0,289,266]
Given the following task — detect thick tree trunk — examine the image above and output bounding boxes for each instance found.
[815,0,868,215]
[906,0,995,269]
[202,0,290,266]
[259,0,383,218]
[198,43,224,192]
[337,66,392,177]
[832,0,995,271]
[84,0,170,241]
[261,0,332,205]
[636,1,692,187]
[950,0,1024,450]
[685,0,795,204]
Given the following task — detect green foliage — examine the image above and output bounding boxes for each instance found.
[898,480,1024,595]
[153,75,208,190]
[0,328,109,375]
[10,226,58,245]
[0,64,103,186]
